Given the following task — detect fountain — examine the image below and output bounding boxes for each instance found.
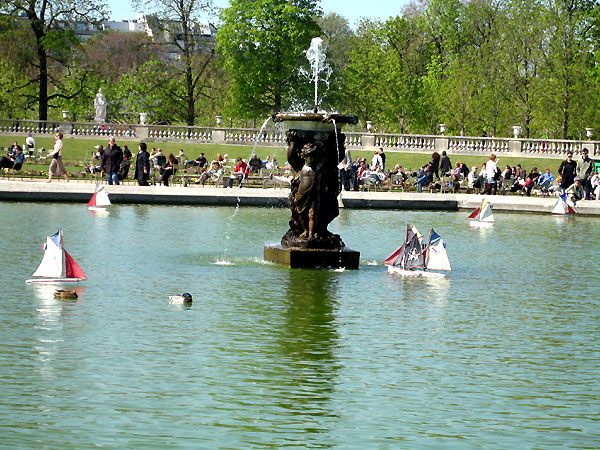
[263,38,360,269]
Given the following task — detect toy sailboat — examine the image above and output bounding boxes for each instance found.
[87,183,111,210]
[467,198,495,227]
[384,225,451,278]
[26,229,87,284]
[551,192,576,215]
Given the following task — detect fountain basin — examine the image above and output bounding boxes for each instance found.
[264,245,360,269]
[272,112,358,131]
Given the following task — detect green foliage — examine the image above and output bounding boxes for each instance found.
[217,0,321,117]
[1,0,600,138]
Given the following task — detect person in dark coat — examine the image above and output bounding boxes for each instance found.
[430,152,441,179]
[118,154,131,181]
[160,153,177,187]
[134,142,151,186]
[101,136,123,185]
[440,151,452,175]
[558,152,577,193]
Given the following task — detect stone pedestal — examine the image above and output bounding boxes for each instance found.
[213,129,226,144]
[134,125,149,141]
[509,139,522,153]
[264,245,360,269]
[435,136,449,153]
[59,121,74,136]
[362,133,376,149]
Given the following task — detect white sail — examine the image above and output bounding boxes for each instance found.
[478,199,495,222]
[88,184,111,209]
[552,198,567,214]
[94,185,111,207]
[32,235,64,278]
[552,193,575,215]
[425,229,451,271]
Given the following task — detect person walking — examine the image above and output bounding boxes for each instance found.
[134,142,151,186]
[101,136,123,185]
[482,154,498,195]
[46,132,69,183]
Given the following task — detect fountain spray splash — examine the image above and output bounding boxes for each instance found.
[303,37,332,113]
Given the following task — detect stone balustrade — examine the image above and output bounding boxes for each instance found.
[1,118,597,157]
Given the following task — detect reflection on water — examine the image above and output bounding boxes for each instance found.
[0,202,599,449]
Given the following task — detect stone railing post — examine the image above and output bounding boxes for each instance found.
[59,121,74,136]
[212,127,226,144]
[509,139,522,153]
[137,125,149,141]
[361,133,376,150]
[435,136,449,153]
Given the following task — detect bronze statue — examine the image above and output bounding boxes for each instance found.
[280,126,348,249]
[265,113,360,268]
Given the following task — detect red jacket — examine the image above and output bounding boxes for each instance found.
[234,161,248,174]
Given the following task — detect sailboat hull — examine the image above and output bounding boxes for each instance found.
[26,278,81,284]
[469,220,494,228]
[387,266,445,278]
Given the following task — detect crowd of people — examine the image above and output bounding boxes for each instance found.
[0,141,25,172]
[4,134,598,201]
[337,147,599,205]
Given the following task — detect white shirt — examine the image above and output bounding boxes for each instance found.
[485,160,497,178]
[371,154,383,170]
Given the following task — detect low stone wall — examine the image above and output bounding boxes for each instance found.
[2,180,600,215]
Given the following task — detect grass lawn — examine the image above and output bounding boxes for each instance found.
[1,134,565,175]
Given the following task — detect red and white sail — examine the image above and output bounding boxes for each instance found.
[552,193,576,215]
[87,183,111,210]
[468,198,494,227]
[27,229,86,284]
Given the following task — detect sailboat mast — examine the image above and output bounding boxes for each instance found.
[59,229,66,278]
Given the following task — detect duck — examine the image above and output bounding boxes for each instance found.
[169,293,193,304]
[54,289,78,299]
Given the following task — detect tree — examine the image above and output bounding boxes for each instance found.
[458,0,510,136]
[339,19,387,127]
[47,31,158,122]
[0,14,37,118]
[217,0,321,118]
[379,15,431,133]
[536,0,598,138]
[132,0,218,126]
[0,0,107,121]
[495,0,545,138]
[110,55,227,125]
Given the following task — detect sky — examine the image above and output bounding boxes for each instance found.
[107,0,409,27]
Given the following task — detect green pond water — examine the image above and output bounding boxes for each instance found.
[0,202,598,449]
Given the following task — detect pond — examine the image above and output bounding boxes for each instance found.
[0,202,598,448]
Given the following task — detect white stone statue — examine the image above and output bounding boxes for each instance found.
[94,88,107,122]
